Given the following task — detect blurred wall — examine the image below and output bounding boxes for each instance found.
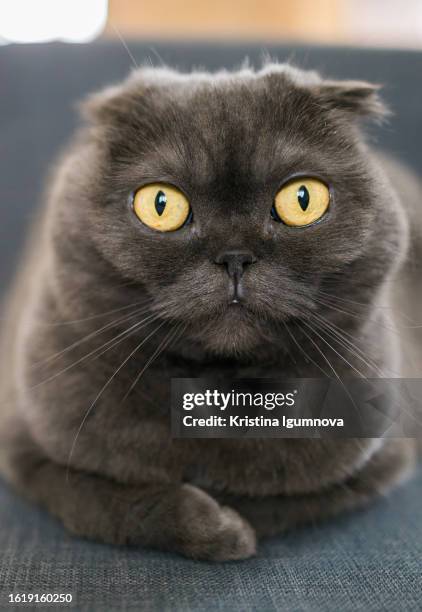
[105,0,422,48]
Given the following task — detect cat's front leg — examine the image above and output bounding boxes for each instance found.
[4,448,256,561]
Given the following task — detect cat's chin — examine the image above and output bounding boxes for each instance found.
[201,333,261,358]
[188,305,270,358]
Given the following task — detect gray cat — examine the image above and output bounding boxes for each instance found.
[0,63,421,561]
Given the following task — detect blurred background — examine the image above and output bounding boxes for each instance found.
[0,0,422,48]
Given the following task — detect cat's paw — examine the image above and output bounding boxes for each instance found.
[202,505,257,561]
[176,485,257,561]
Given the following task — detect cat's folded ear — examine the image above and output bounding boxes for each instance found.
[311,79,391,122]
[79,84,127,123]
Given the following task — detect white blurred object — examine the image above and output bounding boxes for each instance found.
[343,0,422,48]
[0,0,108,44]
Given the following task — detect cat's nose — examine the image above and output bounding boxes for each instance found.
[214,251,257,302]
[214,250,257,279]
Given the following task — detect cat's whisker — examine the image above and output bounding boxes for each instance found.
[282,321,330,377]
[296,320,364,425]
[321,290,422,326]
[295,320,341,379]
[310,309,366,347]
[39,298,151,327]
[312,295,399,332]
[301,318,366,378]
[31,304,154,368]
[148,46,167,67]
[313,295,368,318]
[315,292,422,330]
[312,318,392,377]
[310,309,405,375]
[44,278,144,304]
[0,292,149,325]
[317,289,385,309]
[80,313,167,367]
[31,311,165,389]
[314,295,422,373]
[111,23,139,69]
[318,289,421,327]
[318,289,374,308]
[317,315,402,377]
[120,320,188,405]
[65,318,169,484]
[309,312,390,377]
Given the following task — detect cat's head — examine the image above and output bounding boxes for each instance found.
[52,63,407,357]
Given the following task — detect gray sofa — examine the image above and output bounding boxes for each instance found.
[1,41,421,611]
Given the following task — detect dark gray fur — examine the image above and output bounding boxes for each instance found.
[0,63,420,561]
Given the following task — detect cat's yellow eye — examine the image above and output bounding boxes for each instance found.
[273,178,330,227]
[133,183,191,232]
